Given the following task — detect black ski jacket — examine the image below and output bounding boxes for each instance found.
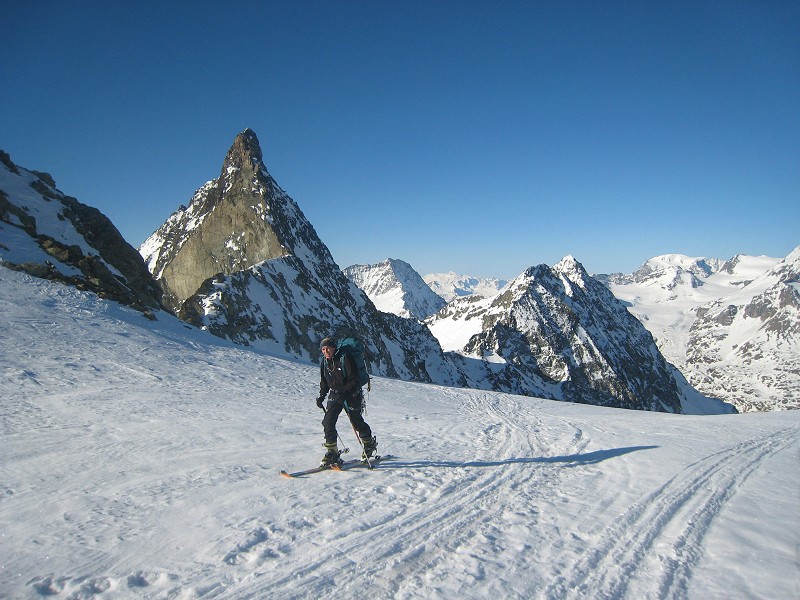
[319,352,360,401]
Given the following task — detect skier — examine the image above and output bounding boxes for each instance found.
[316,337,377,466]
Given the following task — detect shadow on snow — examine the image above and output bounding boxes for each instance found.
[380,445,659,470]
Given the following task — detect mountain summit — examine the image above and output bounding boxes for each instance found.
[344,258,446,320]
[140,130,464,383]
[427,256,694,412]
[141,129,332,311]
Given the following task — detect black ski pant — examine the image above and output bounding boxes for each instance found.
[322,392,371,446]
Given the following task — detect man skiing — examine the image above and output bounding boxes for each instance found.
[317,337,377,467]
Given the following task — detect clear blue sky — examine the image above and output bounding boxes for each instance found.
[3,1,798,278]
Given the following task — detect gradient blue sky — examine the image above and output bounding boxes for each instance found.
[3,1,798,278]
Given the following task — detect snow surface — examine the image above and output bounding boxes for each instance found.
[426,295,494,353]
[2,268,799,599]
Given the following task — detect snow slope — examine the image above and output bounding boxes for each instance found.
[2,268,798,599]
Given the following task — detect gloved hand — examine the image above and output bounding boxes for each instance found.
[316,396,325,410]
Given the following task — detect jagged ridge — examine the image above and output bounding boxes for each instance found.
[427,256,688,412]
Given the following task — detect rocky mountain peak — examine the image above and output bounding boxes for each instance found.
[140,129,334,311]
[140,130,464,385]
[428,256,689,412]
[554,254,581,272]
[226,128,262,165]
[553,254,592,289]
[220,128,266,190]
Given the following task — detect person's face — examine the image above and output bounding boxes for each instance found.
[322,345,335,359]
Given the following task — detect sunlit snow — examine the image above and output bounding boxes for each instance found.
[2,268,798,599]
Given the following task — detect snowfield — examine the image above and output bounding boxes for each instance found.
[608,254,783,368]
[2,268,798,599]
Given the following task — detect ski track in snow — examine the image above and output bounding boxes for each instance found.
[223,391,589,600]
[544,426,797,600]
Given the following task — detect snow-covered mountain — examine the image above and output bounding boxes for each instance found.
[424,271,507,301]
[601,253,774,365]
[3,267,798,599]
[342,254,720,413]
[137,129,701,413]
[603,254,725,288]
[607,250,799,412]
[344,258,446,320]
[687,250,799,412]
[1,135,727,414]
[140,130,463,385]
[0,150,163,313]
[426,256,723,413]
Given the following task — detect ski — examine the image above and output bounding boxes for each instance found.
[280,458,361,478]
[331,454,395,471]
[280,455,395,478]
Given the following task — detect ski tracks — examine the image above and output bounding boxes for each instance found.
[224,391,586,599]
[349,391,589,598]
[543,425,798,600]
[213,395,797,600]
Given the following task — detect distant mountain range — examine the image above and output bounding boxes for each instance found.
[605,252,799,412]
[351,250,798,413]
[5,130,794,414]
[423,272,508,303]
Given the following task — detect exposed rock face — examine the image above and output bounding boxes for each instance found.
[141,130,465,384]
[0,150,163,314]
[141,130,315,311]
[428,256,689,412]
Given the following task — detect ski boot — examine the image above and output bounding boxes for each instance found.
[361,436,377,461]
[320,442,342,468]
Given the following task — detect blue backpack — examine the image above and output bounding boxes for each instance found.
[336,337,371,390]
